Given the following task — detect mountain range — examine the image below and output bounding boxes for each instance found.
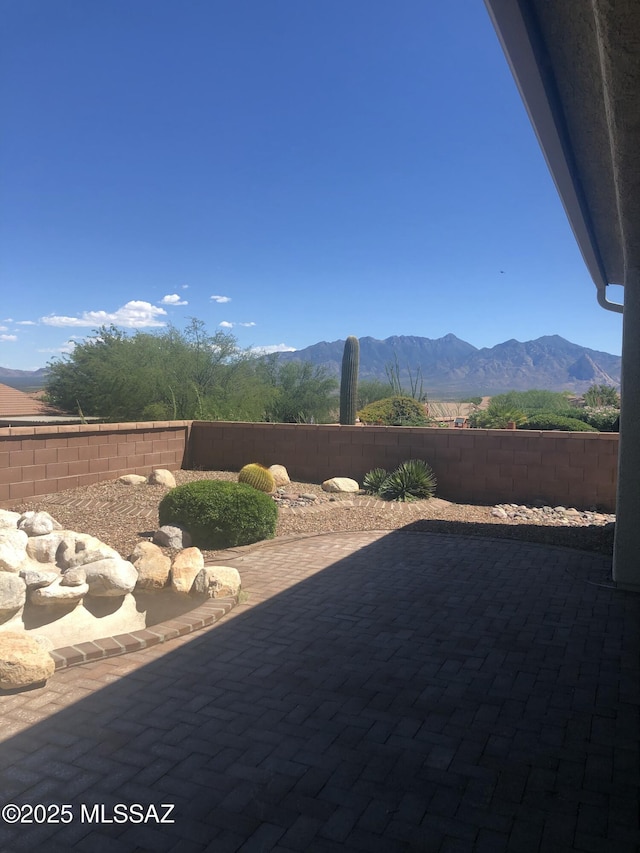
[1,334,621,397]
[275,334,621,396]
[0,367,49,391]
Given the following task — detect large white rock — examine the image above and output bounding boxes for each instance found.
[170,548,204,594]
[0,529,28,573]
[18,511,59,537]
[0,573,27,614]
[30,578,89,605]
[117,474,147,485]
[192,566,241,599]
[84,558,138,597]
[153,526,192,549]
[130,541,171,591]
[148,469,177,488]
[57,533,120,569]
[321,477,360,493]
[26,531,66,564]
[19,568,59,590]
[60,567,87,587]
[269,464,291,487]
[0,510,21,530]
[0,632,55,689]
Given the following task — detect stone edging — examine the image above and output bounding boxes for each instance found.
[49,595,237,671]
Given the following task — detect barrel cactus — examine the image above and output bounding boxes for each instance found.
[339,335,360,425]
[238,463,276,493]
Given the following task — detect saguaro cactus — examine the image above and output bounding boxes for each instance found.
[339,336,360,425]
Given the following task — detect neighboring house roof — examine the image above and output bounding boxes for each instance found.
[0,383,57,418]
[484,0,639,311]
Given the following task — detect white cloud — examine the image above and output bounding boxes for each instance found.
[219,320,256,329]
[40,300,168,328]
[250,343,297,355]
[160,293,188,306]
[0,334,17,342]
[37,341,76,355]
[16,320,37,325]
[211,295,231,303]
[0,326,7,332]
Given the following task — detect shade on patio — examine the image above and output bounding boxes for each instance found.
[484,0,640,590]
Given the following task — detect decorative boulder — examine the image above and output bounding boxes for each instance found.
[57,534,120,570]
[26,531,66,564]
[153,526,192,549]
[19,569,59,590]
[18,511,58,537]
[192,566,241,599]
[30,577,89,605]
[129,542,171,591]
[0,529,29,572]
[117,474,147,485]
[170,548,204,594]
[0,573,27,615]
[269,465,291,487]
[84,559,138,597]
[321,477,360,493]
[0,510,21,530]
[0,632,56,689]
[148,469,177,488]
[60,567,87,587]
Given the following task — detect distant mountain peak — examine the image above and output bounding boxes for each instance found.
[274,334,620,396]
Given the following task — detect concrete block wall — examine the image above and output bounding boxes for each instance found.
[0,422,190,505]
[0,420,618,511]
[189,421,618,511]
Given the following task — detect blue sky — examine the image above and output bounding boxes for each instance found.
[1,0,624,371]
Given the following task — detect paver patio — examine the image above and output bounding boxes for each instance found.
[0,529,638,852]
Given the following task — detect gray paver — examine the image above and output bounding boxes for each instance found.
[0,530,639,852]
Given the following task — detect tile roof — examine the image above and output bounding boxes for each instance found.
[0,383,57,417]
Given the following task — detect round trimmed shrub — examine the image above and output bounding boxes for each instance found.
[518,414,598,432]
[158,480,278,549]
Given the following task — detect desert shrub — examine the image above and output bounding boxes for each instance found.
[158,480,278,549]
[358,395,429,426]
[468,405,528,429]
[362,459,437,502]
[490,390,574,413]
[238,463,276,493]
[362,467,389,495]
[518,413,598,432]
[570,407,620,431]
[583,384,619,408]
[379,459,437,502]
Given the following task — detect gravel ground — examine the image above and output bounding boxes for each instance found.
[10,469,615,561]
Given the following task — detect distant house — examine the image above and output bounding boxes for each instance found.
[0,383,98,426]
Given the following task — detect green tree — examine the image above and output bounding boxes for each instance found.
[265,361,338,423]
[44,320,272,422]
[357,379,391,409]
[583,384,620,408]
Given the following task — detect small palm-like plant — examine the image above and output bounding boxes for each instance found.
[362,467,389,495]
[379,459,437,502]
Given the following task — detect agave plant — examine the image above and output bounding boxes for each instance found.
[362,467,389,495]
[379,459,437,502]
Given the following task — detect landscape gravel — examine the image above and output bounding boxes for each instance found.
[8,469,615,562]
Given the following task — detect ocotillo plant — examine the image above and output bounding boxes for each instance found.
[339,335,360,425]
